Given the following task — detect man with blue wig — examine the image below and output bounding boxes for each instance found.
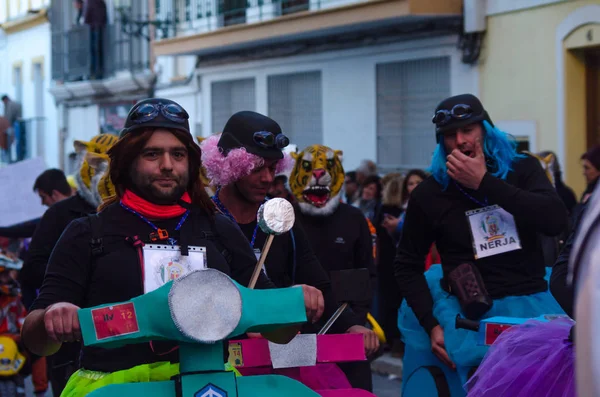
[394,94,568,370]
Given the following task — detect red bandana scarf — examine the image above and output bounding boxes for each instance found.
[121,190,191,219]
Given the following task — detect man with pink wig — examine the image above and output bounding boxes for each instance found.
[200,111,378,355]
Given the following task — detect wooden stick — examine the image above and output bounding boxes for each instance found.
[318,302,349,335]
[248,234,275,289]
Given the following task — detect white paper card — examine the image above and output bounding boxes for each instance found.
[466,205,522,259]
[142,245,207,293]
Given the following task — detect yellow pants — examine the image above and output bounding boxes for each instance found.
[60,361,241,397]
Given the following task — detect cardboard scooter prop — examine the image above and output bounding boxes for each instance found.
[228,269,377,397]
[80,269,319,397]
[455,314,570,346]
[80,199,321,397]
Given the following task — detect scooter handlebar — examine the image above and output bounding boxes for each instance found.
[455,314,480,332]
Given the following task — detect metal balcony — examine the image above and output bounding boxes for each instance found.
[51,22,150,83]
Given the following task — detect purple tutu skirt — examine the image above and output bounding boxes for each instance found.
[466,318,575,397]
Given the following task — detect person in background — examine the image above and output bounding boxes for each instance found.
[538,150,577,216]
[20,134,117,397]
[381,169,427,243]
[343,171,360,205]
[0,116,10,164]
[357,175,382,222]
[1,96,22,163]
[267,174,295,203]
[376,174,405,357]
[74,0,84,25]
[580,145,600,204]
[84,0,108,80]
[355,160,377,187]
[33,169,74,208]
[0,262,49,397]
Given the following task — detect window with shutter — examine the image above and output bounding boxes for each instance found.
[376,57,451,171]
[211,78,256,134]
[268,71,322,151]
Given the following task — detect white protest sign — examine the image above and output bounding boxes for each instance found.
[0,158,48,227]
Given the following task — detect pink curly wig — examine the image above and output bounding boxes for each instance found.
[200,134,293,186]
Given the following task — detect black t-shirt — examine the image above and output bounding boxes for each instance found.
[236,217,359,333]
[295,203,376,323]
[31,203,274,372]
[394,154,568,334]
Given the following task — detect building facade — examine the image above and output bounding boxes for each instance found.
[0,0,55,167]
[152,0,480,172]
[47,0,153,173]
[480,0,600,195]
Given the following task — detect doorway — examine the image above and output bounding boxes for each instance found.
[586,46,600,149]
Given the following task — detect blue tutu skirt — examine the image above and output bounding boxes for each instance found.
[466,318,575,397]
[398,265,565,367]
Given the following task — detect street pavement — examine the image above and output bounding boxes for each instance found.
[373,373,401,397]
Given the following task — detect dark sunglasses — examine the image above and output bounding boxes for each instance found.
[432,104,473,126]
[129,102,189,124]
[253,131,290,149]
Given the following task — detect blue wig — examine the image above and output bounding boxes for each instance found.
[428,120,526,190]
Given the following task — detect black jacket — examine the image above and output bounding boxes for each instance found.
[20,194,97,309]
[295,203,376,324]
[31,203,274,372]
[237,215,360,334]
[395,155,568,334]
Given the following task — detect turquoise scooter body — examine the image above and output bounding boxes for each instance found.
[78,269,321,397]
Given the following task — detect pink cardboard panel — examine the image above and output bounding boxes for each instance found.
[229,333,366,368]
[316,334,365,363]
[229,338,271,368]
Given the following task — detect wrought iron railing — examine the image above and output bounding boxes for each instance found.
[51,21,150,82]
[153,0,361,40]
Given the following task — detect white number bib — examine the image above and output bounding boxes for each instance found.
[142,245,207,293]
[466,205,522,259]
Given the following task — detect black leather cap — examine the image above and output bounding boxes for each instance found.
[434,94,494,138]
[217,111,285,160]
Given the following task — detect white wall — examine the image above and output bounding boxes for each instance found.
[193,36,478,172]
[66,105,101,146]
[155,77,202,138]
[0,31,8,112]
[3,22,59,168]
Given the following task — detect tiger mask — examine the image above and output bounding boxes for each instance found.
[73,134,118,207]
[84,151,115,206]
[290,145,345,216]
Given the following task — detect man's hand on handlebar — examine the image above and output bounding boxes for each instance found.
[44,302,82,343]
[297,285,325,324]
[430,325,455,370]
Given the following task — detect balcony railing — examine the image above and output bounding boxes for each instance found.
[154,0,363,39]
[51,21,150,83]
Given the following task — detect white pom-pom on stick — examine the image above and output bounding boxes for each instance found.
[257,198,295,235]
[248,198,295,289]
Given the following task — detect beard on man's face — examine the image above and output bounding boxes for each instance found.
[129,168,190,205]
